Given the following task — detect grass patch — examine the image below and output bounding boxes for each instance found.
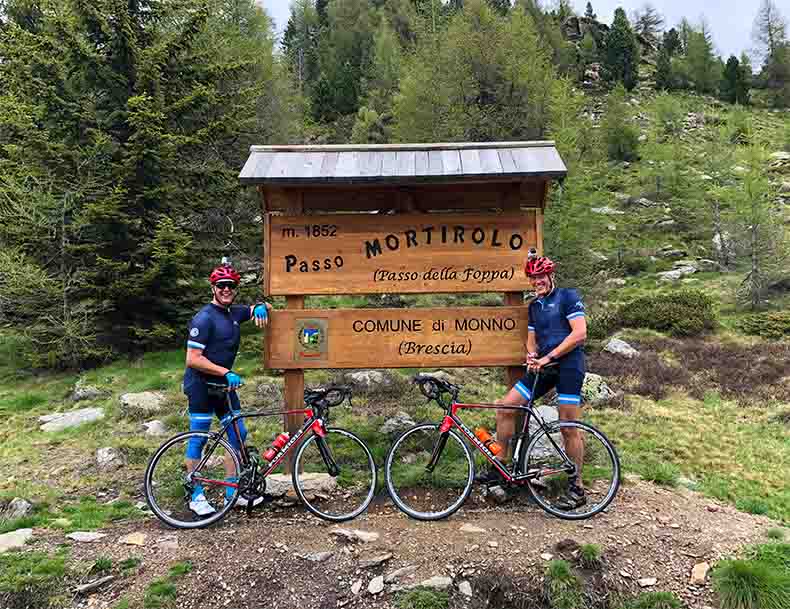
[0,391,49,413]
[395,588,450,609]
[545,560,583,609]
[0,550,69,609]
[766,528,786,541]
[622,591,683,609]
[638,461,679,487]
[578,543,603,569]
[736,497,770,516]
[589,393,790,523]
[142,560,193,609]
[712,558,790,609]
[120,557,143,572]
[91,556,113,574]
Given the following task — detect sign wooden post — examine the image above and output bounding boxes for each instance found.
[242,142,566,451]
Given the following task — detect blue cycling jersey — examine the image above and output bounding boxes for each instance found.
[527,288,586,372]
[184,303,251,389]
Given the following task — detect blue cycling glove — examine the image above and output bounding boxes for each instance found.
[225,371,242,389]
[253,304,268,321]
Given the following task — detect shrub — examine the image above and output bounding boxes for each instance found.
[738,311,790,340]
[602,85,640,162]
[619,289,716,336]
[587,308,622,341]
[0,551,68,609]
[620,256,649,276]
[726,108,752,145]
[766,528,786,541]
[654,94,683,137]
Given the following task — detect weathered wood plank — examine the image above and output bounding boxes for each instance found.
[396,151,416,176]
[320,152,339,177]
[428,150,444,176]
[460,149,483,174]
[414,150,430,176]
[441,150,462,175]
[497,148,517,173]
[334,151,358,178]
[359,151,383,177]
[382,151,398,176]
[479,148,503,174]
[265,306,530,369]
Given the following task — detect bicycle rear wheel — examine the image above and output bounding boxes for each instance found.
[519,421,620,520]
[144,431,240,529]
[292,428,377,522]
[385,424,474,521]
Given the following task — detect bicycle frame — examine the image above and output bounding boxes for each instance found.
[189,400,330,491]
[427,369,577,485]
[434,402,575,484]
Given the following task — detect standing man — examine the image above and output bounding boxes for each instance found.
[481,249,588,509]
[183,261,272,516]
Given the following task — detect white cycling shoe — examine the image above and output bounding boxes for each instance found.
[229,494,265,508]
[188,493,217,517]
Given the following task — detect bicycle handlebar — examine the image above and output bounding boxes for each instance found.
[304,385,353,408]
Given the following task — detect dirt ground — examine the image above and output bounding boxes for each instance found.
[33,477,779,609]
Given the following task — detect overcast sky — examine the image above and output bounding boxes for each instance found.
[261,0,790,61]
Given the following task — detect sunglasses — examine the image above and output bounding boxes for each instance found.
[214,282,238,291]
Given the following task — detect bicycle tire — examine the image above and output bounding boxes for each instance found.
[292,428,377,522]
[519,420,620,520]
[385,423,474,521]
[144,431,241,529]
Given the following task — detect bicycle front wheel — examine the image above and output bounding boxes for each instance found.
[292,428,377,522]
[144,431,241,529]
[519,421,620,520]
[385,424,474,521]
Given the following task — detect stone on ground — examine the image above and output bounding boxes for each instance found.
[39,408,104,432]
[0,528,33,553]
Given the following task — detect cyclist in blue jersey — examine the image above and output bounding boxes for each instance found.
[481,249,588,509]
[183,262,272,516]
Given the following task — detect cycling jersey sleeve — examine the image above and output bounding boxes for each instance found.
[527,301,537,332]
[231,304,252,324]
[563,289,586,322]
[187,312,212,351]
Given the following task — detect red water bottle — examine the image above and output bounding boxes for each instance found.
[263,432,290,461]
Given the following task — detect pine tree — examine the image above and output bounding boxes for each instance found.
[603,8,639,90]
[684,24,718,94]
[720,55,750,105]
[584,2,595,20]
[0,0,290,366]
[655,46,673,90]
[662,28,681,56]
[632,3,664,47]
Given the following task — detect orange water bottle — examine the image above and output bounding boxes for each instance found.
[474,427,502,455]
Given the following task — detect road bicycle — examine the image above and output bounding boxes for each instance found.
[384,370,620,521]
[144,383,377,529]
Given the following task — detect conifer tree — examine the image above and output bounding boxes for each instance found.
[603,8,639,90]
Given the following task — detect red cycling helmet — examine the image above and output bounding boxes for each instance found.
[524,248,556,277]
[209,265,241,284]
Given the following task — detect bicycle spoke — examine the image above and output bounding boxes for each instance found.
[522,421,619,520]
[145,432,240,529]
[385,425,474,520]
[293,428,376,521]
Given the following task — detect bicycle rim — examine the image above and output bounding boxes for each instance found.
[144,432,240,529]
[385,424,474,521]
[292,428,377,522]
[520,421,620,520]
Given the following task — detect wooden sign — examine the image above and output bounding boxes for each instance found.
[264,212,538,296]
[264,306,529,369]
